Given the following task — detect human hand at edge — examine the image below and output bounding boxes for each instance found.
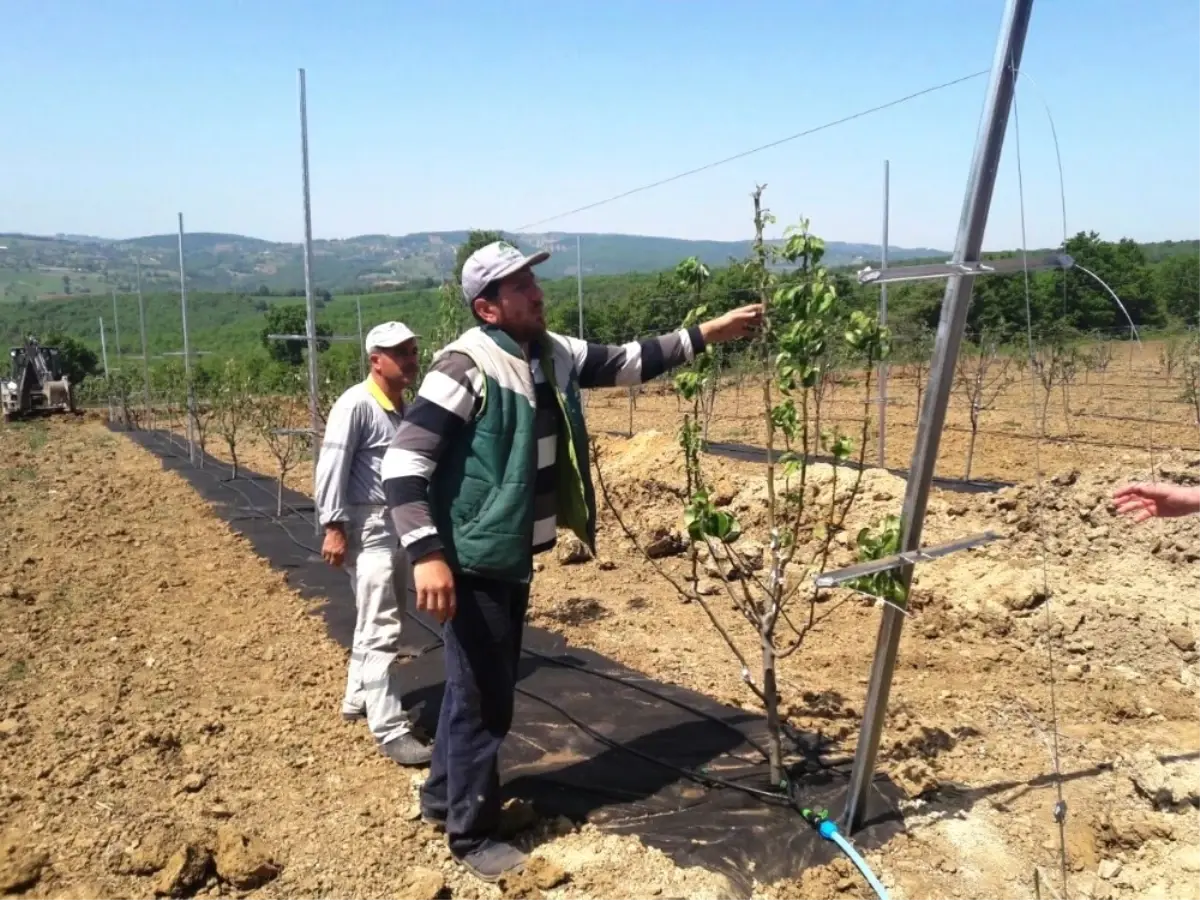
[414,553,457,623]
[699,304,764,344]
[322,525,347,568]
[1112,482,1200,522]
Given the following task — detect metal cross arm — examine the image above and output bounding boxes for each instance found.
[814,530,1001,589]
[265,333,360,343]
[856,252,1073,286]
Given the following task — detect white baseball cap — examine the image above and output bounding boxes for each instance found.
[364,321,419,353]
[461,241,550,304]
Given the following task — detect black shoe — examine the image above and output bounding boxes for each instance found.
[456,840,527,883]
[379,733,432,767]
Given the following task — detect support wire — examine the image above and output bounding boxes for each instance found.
[1012,74,1069,897]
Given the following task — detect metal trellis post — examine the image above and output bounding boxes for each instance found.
[576,234,584,339]
[877,160,889,469]
[99,317,112,422]
[842,0,1037,833]
[299,67,322,537]
[177,212,195,464]
[111,288,121,363]
[135,259,151,425]
[356,296,366,379]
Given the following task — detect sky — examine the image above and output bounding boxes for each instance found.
[1,0,1197,252]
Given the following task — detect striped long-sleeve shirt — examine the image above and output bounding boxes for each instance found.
[382,326,705,564]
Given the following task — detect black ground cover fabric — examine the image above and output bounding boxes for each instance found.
[119,426,904,894]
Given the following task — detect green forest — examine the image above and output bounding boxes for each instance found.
[1,229,1196,396]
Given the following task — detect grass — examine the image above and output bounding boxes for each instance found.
[6,659,27,682]
[0,268,112,302]
[2,465,36,484]
[25,425,48,451]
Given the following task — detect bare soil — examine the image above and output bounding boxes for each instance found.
[3,337,1198,900]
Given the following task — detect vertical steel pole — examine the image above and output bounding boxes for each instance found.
[112,288,122,363]
[356,296,366,379]
[99,317,112,422]
[177,213,195,464]
[136,259,151,425]
[877,160,890,469]
[299,67,322,536]
[576,235,584,339]
[843,0,1036,833]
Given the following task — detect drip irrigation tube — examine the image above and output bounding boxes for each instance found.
[798,807,889,900]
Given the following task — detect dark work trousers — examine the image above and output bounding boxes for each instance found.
[420,573,530,857]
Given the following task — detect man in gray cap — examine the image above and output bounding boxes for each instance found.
[315,321,432,767]
[382,241,762,880]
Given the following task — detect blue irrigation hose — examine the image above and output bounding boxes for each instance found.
[819,820,889,900]
[799,810,889,900]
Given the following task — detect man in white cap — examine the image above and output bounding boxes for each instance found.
[382,241,762,880]
[314,321,432,767]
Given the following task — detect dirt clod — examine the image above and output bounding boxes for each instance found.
[529,856,569,889]
[213,826,280,889]
[557,536,592,565]
[153,844,212,897]
[0,833,48,894]
[644,528,686,559]
[397,866,444,900]
[1167,626,1197,652]
[113,829,173,876]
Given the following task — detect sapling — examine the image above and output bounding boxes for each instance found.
[1159,336,1185,379]
[1027,336,1075,441]
[955,335,1014,481]
[907,326,935,427]
[1092,338,1114,405]
[1180,336,1200,429]
[213,359,254,479]
[254,370,309,516]
[674,256,713,450]
[190,368,217,466]
[595,187,890,786]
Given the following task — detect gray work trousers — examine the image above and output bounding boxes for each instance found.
[341,505,411,744]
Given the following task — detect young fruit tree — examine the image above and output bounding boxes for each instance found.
[190,368,217,466]
[674,256,716,449]
[253,370,310,516]
[1180,335,1200,429]
[1031,333,1078,438]
[213,359,255,480]
[1159,336,1185,379]
[903,325,935,427]
[954,334,1014,481]
[595,186,890,785]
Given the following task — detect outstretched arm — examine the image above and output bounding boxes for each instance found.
[1113,482,1200,522]
[567,304,762,390]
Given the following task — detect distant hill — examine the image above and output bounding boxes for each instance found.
[0,228,949,301]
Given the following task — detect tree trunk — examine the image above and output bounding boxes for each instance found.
[702,365,720,446]
[276,474,284,517]
[761,634,782,786]
[964,419,979,482]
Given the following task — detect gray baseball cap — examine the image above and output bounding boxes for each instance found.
[364,321,418,352]
[460,241,550,305]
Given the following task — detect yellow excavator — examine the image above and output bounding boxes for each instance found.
[1,336,74,422]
